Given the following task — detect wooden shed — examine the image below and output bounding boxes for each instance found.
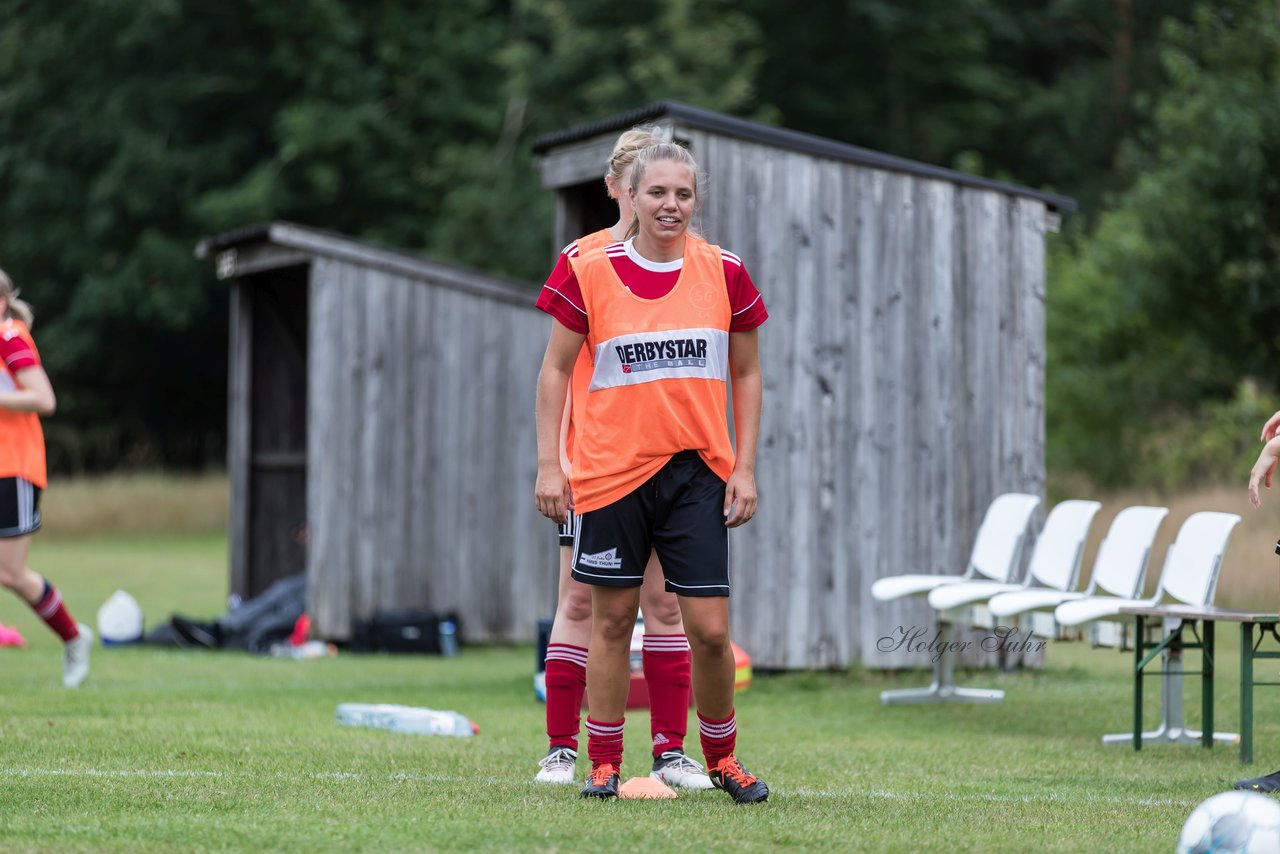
[532,101,1075,669]
[195,223,554,643]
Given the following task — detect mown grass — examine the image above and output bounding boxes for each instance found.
[4,529,1280,852]
[7,474,1280,851]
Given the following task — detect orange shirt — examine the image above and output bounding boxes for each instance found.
[560,228,613,476]
[568,236,735,513]
[0,320,47,487]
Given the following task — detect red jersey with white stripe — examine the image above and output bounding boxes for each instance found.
[0,319,47,487]
[535,238,768,335]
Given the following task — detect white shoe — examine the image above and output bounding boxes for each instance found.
[534,747,577,784]
[650,749,714,790]
[533,671,546,703]
[63,623,92,688]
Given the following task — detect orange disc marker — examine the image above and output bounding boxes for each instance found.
[618,777,678,799]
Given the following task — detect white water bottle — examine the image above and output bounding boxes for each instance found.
[336,703,478,737]
[438,619,459,657]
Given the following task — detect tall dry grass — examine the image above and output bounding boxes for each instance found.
[1066,482,1280,610]
[40,471,228,538]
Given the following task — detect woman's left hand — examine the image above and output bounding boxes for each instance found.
[723,470,757,527]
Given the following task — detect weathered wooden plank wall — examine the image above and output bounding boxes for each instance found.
[306,255,554,642]
[227,282,253,599]
[679,129,1046,669]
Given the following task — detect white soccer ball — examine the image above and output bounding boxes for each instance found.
[1177,791,1280,853]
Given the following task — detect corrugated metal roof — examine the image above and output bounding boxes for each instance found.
[531,100,1076,213]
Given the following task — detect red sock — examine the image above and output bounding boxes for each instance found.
[585,717,625,770]
[31,580,79,642]
[643,633,690,756]
[544,644,588,751]
[698,709,737,770]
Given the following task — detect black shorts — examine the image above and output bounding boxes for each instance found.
[0,477,42,538]
[571,451,730,597]
[557,509,580,547]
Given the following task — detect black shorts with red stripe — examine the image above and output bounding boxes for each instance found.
[571,451,729,597]
[0,477,42,538]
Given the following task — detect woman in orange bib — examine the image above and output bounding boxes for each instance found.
[535,142,769,803]
[0,269,92,687]
[532,127,713,790]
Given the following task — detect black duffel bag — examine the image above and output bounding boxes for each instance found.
[350,609,461,655]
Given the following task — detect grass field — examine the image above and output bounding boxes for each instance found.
[3,528,1280,852]
[5,474,1280,851]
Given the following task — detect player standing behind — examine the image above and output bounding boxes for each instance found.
[1235,407,1280,791]
[0,268,92,687]
[534,127,713,790]
[534,142,770,803]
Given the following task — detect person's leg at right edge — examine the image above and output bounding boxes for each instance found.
[1235,768,1280,792]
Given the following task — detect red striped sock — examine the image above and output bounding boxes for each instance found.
[698,709,737,770]
[31,580,79,643]
[585,717,625,771]
[643,633,691,756]
[544,644,588,751]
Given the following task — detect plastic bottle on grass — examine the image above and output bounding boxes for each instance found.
[336,703,478,737]
[270,640,335,659]
[438,619,459,657]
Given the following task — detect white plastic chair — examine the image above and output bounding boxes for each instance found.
[871,492,1041,704]
[910,499,1100,703]
[870,493,1041,603]
[1053,510,1241,748]
[1054,511,1240,627]
[927,499,1102,613]
[987,505,1169,620]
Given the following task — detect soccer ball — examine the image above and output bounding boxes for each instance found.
[1177,791,1280,853]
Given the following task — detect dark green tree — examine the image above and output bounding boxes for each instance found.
[0,0,761,470]
[741,0,1198,218]
[1047,0,1280,486]
[2,0,1265,484]
[427,0,765,277]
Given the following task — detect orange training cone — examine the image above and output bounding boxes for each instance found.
[618,776,678,799]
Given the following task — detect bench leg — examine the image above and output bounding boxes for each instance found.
[1241,621,1254,765]
[1202,619,1214,750]
[1105,616,1236,748]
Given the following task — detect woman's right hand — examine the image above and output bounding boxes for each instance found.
[1262,410,1280,443]
[534,463,573,525]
